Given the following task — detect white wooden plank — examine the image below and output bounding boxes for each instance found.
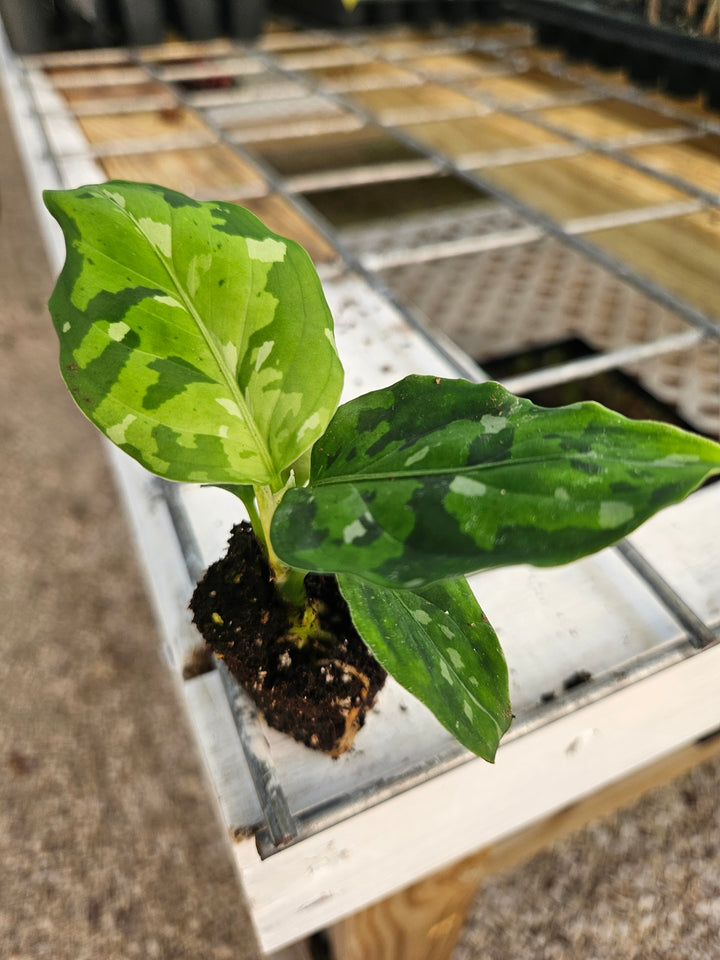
[105,446,201,674]
[58,153,107,188]
[472,548,683,713]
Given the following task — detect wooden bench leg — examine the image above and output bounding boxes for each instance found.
[327,730,720,960]
[326,854,487,960]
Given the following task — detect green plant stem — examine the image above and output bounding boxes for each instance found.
[253,483,308,608]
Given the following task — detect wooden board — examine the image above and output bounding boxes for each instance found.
[60,80,175,111]
[214,98,356,141]
[362,35,462,59]
[299,174,491,229]
[155,57,264,83]
[625,135,720,195]
[47,63,148,88]
[248,125,422,177]
[77,107,209,145]
[348,83,487,123]
[258,30,338,53]
[479,151,693,223]
[532,98,690,143]
[402,111,573,161]
[466,66,586,108]
[137,38,237,62]
[272,44,370,71]
[100,143,267,197]
[399,51,512,79]
[305,60,421,91]
[587,209,720,323]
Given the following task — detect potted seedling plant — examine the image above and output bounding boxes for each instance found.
[44,180,720,762]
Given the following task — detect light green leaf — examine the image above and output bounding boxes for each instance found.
[338,574,511,760]
[44,181,343,487]
[272,375,720,585]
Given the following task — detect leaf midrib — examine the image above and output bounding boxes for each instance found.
[109,194,279,486]
[312,451,718,487]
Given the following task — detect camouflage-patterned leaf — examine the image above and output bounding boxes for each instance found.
[44,181,343,487]
[272,375,720,586]
[338,573,511,760]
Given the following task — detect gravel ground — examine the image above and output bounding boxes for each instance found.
[456,756,720,959]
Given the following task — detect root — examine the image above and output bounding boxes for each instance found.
[319,659,373,758]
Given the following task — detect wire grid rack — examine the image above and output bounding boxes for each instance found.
[13,17,720,860]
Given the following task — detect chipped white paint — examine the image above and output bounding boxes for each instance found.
[555,487,570,501]
[62,321,71,332]
[218,425,229,439]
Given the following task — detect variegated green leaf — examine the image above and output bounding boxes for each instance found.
[272,375,720,586]
[44,181,343,487]
[338,573,511,760]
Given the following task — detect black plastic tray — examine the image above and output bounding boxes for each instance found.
[505,0,720,103]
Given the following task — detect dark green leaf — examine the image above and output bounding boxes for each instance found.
[44,181,343,488]
[338,574,511,760]
[272,376,720,586]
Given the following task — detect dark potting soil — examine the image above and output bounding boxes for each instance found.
[190,523,387,757]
